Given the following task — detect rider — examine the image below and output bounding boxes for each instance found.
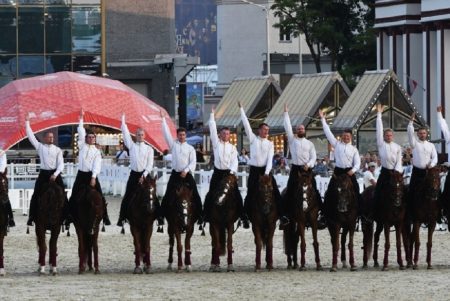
[239,102,289,228]
[319,109,361,211]
[0,149,15,227]
[117,113,163,227]
[26,114,66,227]
[283,104,324,227]
[66,110,111,226]
[160,110,203,226]
[203,107,246,227]
[437,106,450,222]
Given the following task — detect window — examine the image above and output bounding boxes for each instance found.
[278,16,291,42]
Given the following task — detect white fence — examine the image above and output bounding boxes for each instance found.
[4,162,370,214]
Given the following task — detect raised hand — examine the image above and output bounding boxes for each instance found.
[80,109,84,119]
[284,104,288,112]
[410,112,415,122]
[376,103,384,113]
[211,106,215,114]
[437,106,442,113]
[25,113,30,122]
[318,109,325,119]
[237,101,242,108]
[160,109,164,118]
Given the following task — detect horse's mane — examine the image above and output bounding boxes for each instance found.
[210,174,236,203]
[38,182,64,227]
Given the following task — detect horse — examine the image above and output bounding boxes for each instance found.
[249,174,278,271]
[166,182,199,272]
[208,174,240,272]
[283,171,322,270]
[34,181,65,275]
[324,173,359,272]
[360,185,376,268]
[72,185,104,274]
[408,166,441,269]
[127,175,158,274]
[0,171,9,276]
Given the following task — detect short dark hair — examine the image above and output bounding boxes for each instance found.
[220,127,230,132]
[177,127,186,134]
[43,131,53,137]
[417,127,428,132]
[343,129,352,135]
[86,130,96,137]
[258,123,269,129]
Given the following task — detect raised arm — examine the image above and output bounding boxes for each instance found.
[25,114,41,150]
[78,110,86,148]
[283,105,294,142]
[208,109,219,148]
[407,113,417,149]
[437,107,450,143]
[121,113,133,149]
[143,148,154,177]
[319,109,337,146]
[161,111,174,150]
[376,104,384,147]
[239,105,256,143]
[0,151,6,174]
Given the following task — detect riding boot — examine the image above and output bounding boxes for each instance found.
[6,200,15,227]
[117,198,128,227]
[102,198,111,226]
[27,197,37,226]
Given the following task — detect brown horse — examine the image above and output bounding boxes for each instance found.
[360,185,376,268]
[0,171,9,276]
[127,175,158,274]
[324,173,358,272]
[35,181,65,275]
[208,174,240,272]
[283,171,322,270]
[371,170,408,270]
[166,182,198,272]
[73,185,104,274]
[408,166,441,269]
[249,174,278,271]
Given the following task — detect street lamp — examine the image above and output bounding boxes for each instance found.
[240,0,271,75]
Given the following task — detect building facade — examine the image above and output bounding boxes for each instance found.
[375,0,450,144]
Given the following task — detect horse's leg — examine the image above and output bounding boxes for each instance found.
[167,225,174,270]
[0,233,4,276]
[412,222,421,269]
[329,223,339,272]
[426,221,436,269]
[36,225,47,274]
[49,228,61,275]
[253,226,262,271]
[373,222,382,268]
[227,222,234,272]
[340,228,347,269]
[175,229,183,271]
[382,223,390,271]
[75,226,85,274]
[184,225,193,272]
[298,222,306,270]
[265,221,276,271]
[144,223,153,273]
[311,220,322,270]
[93,229,100,274]
[131,226,143,274]
[395,223,405,270]
[348,225,357,271]
[209,223,219,270]
[87,234,93,272]
[362,221,373,269]
[402,220,412,268]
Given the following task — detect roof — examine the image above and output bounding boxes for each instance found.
[214,76,282,128]
[331,69,426,131]
[264,72,351,130]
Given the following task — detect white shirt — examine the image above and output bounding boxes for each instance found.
[284,112,316,168]
[438,112,450,163]
[321,117,360,173]
[0,150,6,173]
[121,115,154,177]
[115,149,129,160]
[209,112,238,173]
[26,121,64,177]
[240,107,273,175]
[77,118,102,178]
[363,170,377,188]
[376,112,403,173]
[407,121,437,169]
[162,117,196,173]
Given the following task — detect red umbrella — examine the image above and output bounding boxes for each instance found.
[0,71,176,152]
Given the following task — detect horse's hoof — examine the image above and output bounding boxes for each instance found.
[266,265,273,271]
[144,266,152,274]
[350,266,357,272]
[176,267,183,273]
[427,265,433,270]
[0,268,5,276]
[330,267,337,272]
[413,265,419,270]
[254,266,261,272]
[227,264,235,272]
[342,264,348,269]
[167,263,172,271]
[78,270,84,275]
[51,267,58,276]
[399,265,406,271]
[39,266,46,276]
[185,265,192,272]
[316,265,323,271]
[362,264,368,270]
[287,264,293,270]
[298,266,306,271]
[94,270,101,275]
[294,263,299,269]
[374,262,379,268]
[134,267,143,274]
[406,263,413,269]
[382,266,389,271]
[88,267,94,272]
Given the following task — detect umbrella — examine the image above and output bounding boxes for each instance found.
[0,71,176,152]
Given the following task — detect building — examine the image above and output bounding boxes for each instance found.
[375,0,450,145]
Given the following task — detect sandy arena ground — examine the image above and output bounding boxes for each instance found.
[1,196,450,300]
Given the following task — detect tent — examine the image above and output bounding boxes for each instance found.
[0,72,176,152]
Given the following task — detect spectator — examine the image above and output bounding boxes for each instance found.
[162,149,172,168]
[115,141,129,165]
[363,162,377,188]
[313,158,329,177]
[238,148,249,165]
[195,142,206,163]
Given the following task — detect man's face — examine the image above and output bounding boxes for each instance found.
[296,125,306,138]
[220,129,230,142]
[177,131,186,143]
[44,133,54,144]
[384,130,394,143]
[341,132,352,144]
[136,130,145,142]
[417,129,427,141]
[86,134,96,145]
[258,125,269,139]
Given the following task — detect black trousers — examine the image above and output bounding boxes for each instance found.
[203,167,244,221]
[161,170,203,219]
[68,170,106,218]
[284,164,322,215]
[244,165,284,217]
[29,169,68,220]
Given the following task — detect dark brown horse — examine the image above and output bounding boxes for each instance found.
[127,175,158,274]
[208,174,240,272]
[73,185,104,274]
[166,182,198,272]
[283,171,322,270]
[360,185,376,268]
[408,166,441,269]
[325,174,358,272]
[0,171,8,276]
[35,181,65,275]
[249,175,278,271]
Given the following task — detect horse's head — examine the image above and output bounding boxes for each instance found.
[139,175,158,213]
[256,174,274,215]
[425,166,441,202]
[0,171,8,205]
[214,174,237,206]
[389,170,405,207]
[333,173,355,213]
[175,183,193,228]
[297,171,315,210]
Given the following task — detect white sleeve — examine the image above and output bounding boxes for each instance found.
[376,112,384,148]
[308,142,317,168]
[209,112,219,149]
[53,148,64,177]
[26,121,41,150]
[78,118,86,149]
[240,107,256,143]
[162,117,174,150]
[394,145,403,173]
[321,117,337,146]
[143,147,154,177]
[265,142,274,175]
[185,146,196,174]
[121,114,133,150]
[0,152,6,173]
[430,144,438,168]
[438,112,450,143]
[283,112,294,143]
[230,147,238,174]
[91,151,102,178]
[351,148,360,173]
[407,121,417,149]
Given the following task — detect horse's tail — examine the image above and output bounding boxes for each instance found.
[219,226,226,256]
[283,222,298,256]
[362,220,374,260]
